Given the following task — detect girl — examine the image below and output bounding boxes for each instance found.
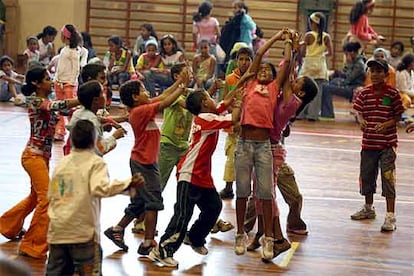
[133,23,158,62]
[232,1,256,47]
[192,40,216,89]
[23,36,40,68]
[232,28,293,261]
[192,1,220,54]
[346,0,383,51]
[298,12,333,121]
[0,66,78,259]
[37,25,58,66]
[396,53,414,109]
[0,55,25,105]
[53,24,80,141]
[104,36,135,89]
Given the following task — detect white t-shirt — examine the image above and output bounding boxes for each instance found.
[54,46,80,85]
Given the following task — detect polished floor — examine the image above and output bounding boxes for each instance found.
[0,99,413,275]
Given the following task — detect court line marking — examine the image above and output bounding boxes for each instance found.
[277,242,299,268]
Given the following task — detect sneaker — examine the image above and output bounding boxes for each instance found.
[137,240,157,256]
[104,227,128,251]
[234,233,247,255]
[219,188,234,199]
[259,236,274,261]
[273,238,291,258]
[350,206,376,220]
[381,213,396,232]
[247,232,262,251]
[148,246,179,268]
[132,219,145,234]
[183,233,208,255]
[211,219,234,234]
[14,94,26,106]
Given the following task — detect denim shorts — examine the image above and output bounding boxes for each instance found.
[235,139,273,199]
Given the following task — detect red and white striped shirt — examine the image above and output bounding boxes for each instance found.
[177,104,232,188]
[353,84,404,150]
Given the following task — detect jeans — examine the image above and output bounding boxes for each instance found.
[321,78,355,118]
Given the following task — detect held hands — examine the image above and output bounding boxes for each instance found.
[374,121,391,133]
[112,126,127,139]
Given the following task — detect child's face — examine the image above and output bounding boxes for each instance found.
[108,41,119,53]
[146,45,157,57]
[199,43,209,55]
[39,72,53,95]
[92,88,106,110]
[237,53,251,74]
[1,60,13,74]
[175,66,192,87]
[374,52,386,61]
[390,45,402,57]
[369,65,387,85]
[96,71,107,85]
[140,27,150,39]
[134,84,151,104]
[28,40,39,52]
[162,39,174,54]
[345,51,358,64]
[291,77,306,98]
[257,63,274,84]
[202,91,217,112]
[44,34,56,44]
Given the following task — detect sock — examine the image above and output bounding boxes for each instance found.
[364,203,373,210]
[113,225,124,231]
[143,239,153,247]
[386,212,395,218]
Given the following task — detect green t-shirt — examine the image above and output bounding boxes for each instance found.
[160,94,193,149]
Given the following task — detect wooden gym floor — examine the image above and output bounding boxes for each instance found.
[0,98,413,275]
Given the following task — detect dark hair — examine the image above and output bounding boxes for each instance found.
[236,47,254,59]
[37,25,57,39]
[255,26,264,39]
[311,12,326,45]
[77,80,102,109]
[140,23,158,41]
[233,1,249,13]
[63,24,79,49]
[21,66,47,96]
[119,80,143,107]
[0,55,14,67]
[108,36,123,48]
[159,35,182,57]
[170,62,186,79]
[343,41,361,52]
[26,36,38,45]
[186,89,206,115]
[391,41,404,53]
[81,32,93,48]
[349,0,374,24]
[71,119,96,149]
[81,63,106,83]
[193,1,213,22]
[295,76,318,116]
[396,53,414,71]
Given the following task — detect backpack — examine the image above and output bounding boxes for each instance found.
[219,12,243,63]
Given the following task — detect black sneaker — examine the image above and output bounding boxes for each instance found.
[137,240,157,256]
[219,188,234,199]
[104,227,128,251]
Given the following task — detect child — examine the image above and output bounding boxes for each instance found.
[253,26,269,59]
[365,48,396,87]
[148,84,243,267]
[192,40,216,89]
[37,25,57,66]
[54,24,81,141]
[133,23,158,64]
[220,46,253,199]
[298,11,333,121]
[232,28,293,261]
[0,55,25,106]
[65,80,126,156]
[351,59,404,232]
[0,66,79,259]
[225,42,249,77]
[103,36,135,89]
[389,41,404,69]
[136,40,162,97]
[23,36,40,68]
[46,119,144,275]
[396,53,414,109]
[104,75,188,254]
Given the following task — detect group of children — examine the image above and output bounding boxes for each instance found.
[0,3,413,272]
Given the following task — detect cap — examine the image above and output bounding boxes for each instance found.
[230,42,249,56]
[145,39,158,49]
[367,59,389,73]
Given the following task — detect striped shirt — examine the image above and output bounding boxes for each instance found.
[353,84,404,150]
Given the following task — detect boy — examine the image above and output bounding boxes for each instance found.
[148,86,241,267]
[0,55,25,106]
[351,59,404,232]
[66,80,126,156]
[104,74,188,254]
[46,119,144,275]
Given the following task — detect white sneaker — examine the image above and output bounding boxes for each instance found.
[234,233,247,255]
[14,94,26,106]
[183,232,208,255]
[148,246,179,267]
[381,213,396,232]
[259,236,274,260]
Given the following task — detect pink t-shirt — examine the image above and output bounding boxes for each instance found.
[193,17,219,45]
[129,100,161,164]
[269,94,302,143]
[241,79,279,129]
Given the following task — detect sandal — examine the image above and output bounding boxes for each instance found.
[104,227,128,251]
[217,219,234,232]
